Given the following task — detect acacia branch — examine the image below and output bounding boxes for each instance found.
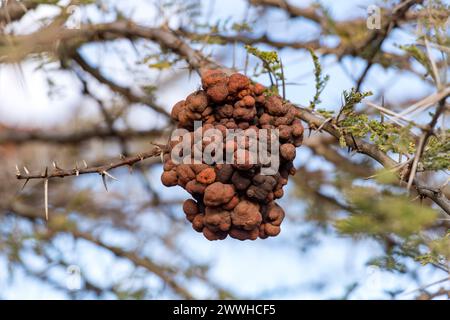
[355,0,423,90]
[249,0,322,23]
[179,28,320,50]
[296,106,450,215]
[16,145,167,181]
[303,135,371,177]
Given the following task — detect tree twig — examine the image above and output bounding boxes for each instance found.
[16,145,168,181]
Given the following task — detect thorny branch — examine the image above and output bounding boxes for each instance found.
[16,144,168,181]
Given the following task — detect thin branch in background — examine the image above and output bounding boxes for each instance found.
[392,87,450,121]
[2,5,446,214]
[354,0,422,91]
[0,0,448,299]
[401,276,450,297]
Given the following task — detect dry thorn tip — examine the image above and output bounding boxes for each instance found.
[101,173,108,192]
[21,179,30,191]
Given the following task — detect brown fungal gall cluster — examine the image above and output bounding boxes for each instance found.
[161,70,304,241]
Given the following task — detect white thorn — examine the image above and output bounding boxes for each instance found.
[21,179,30,191]
[101,173,108,192]
[315,117,333,133]
[103,171,119,181]
[23,166,30,175]
[15,165,21,176]
[83,160,88,169]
